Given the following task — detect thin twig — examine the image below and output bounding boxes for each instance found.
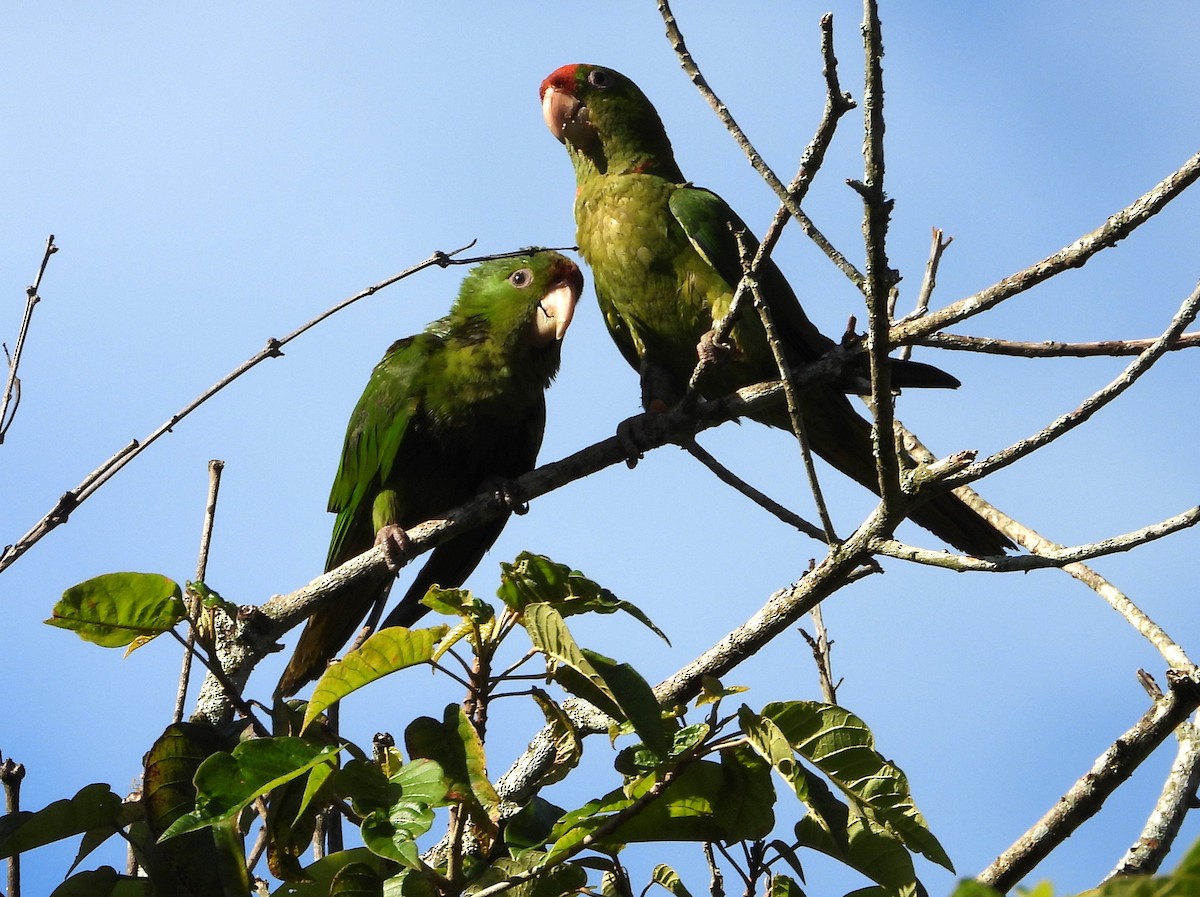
[0,235,57,445]
[916,329,1200,357]
[0,241,563,575]
[800,603,840,704]
[897,228,952,361]
[943,279,1200,488]
[684,438,827,542]
[2,755,25,897]
[976,669,1200,891]
[1105,717,1200,879]
[656,1,865,289]
[850,0,902,516]
[898,428,1193,672]
[872,503,1200,572]
[890,151,1200,345]
[174,460,225,724]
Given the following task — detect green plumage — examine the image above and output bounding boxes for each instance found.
[276,251,582,697]
[540,63,1012,556]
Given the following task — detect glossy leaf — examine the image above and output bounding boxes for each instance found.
[46,572,184,648]
[359,759,448,868]
[650,864,694,897]
[499,551,668,642]
[267,848,393,896]
[49,866,151,896]
[526,688,582,788]
[758,701,952,872]
[405,705,500,838]
[522,602,670,757]
[303,625,448,730]
[548,744,773,858]
[161,736,340,839]
[0,783,124,859]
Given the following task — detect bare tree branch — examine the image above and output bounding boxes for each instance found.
[174,459,225,724]
[1105,717,1200,879]
[976,669,1200,892]
[890,151,1200,344]
[656,1,865,289]
[916,329,1200,357]
[0,242,580,576]
[0,235,57,445]
[872,503,1200,571]
[942,279,1200,488]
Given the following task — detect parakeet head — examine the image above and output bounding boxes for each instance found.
[540,63,680,179]
[450,251,583,382]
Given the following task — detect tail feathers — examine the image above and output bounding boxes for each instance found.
[888,357,961,390]
[767,388,1013,556]
[379,516,510,630]
[274,568,392,699]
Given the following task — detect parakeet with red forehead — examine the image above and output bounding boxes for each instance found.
[540,63,1011,555]
[276,251,583,697]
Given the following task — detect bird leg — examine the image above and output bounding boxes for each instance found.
[374,524,410,573]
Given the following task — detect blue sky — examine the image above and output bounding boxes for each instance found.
[2,3,1198,894]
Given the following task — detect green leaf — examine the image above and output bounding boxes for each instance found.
[548,743,773,858]
[267,848,393,896]
[768,874,804,897]
[499,551,669,643]
[0,783,124,860]
[330,860,385,896]
[465,849,588,897]
[405,705,500,836]
[947,883,1004,897]
[505,797,568,855]
[650,864,695,897]
[46,572,185,649]
[760,701,953,872]
[160,736,340,839]
[526,688,583,788]
[303,625,448,730]
[359,758,449,868]
[49,866,152,896]
[1072,836,1200,896]
[522,602,670,757]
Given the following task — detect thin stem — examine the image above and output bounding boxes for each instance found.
[890,151,1200,344]
[945,279,1200,488]
[897,228,952,361]
[0,241,552,574]
[174,459,224,724]
[684,439,827,542]
[916,329,1200,357]
[0,235,57,445]
[656,1,865,289]
[976,670,1200,891]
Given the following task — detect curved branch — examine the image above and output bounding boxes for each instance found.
[944,279,1200,488]
[976,669,1200,892]
[891,152,1200,344]
[0,235,57,444]
[916,329,1200,357]
[0,242,582,575]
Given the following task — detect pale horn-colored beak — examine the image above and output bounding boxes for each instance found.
[532,278,580,347]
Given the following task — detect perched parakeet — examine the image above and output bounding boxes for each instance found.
[540,63,1012,556]
[276,251,583,697]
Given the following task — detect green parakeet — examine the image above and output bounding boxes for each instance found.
[540,63,1011,556]
[276,251,583,697]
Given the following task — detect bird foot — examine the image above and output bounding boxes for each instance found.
[616,409,665,468]
[697,330,735,366]
[374,524,410,573]
[483,476,529,516]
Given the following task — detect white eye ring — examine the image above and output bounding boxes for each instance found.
[509,267,534,288]
[588,69,611,89]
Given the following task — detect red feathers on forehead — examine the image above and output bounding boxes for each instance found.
[539,63,583,98]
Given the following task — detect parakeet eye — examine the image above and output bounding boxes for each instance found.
[509,268,534,288]
[587,69,611,89]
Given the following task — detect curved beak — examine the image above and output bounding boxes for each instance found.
[532,269,582,347]
[541,85,589,146]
